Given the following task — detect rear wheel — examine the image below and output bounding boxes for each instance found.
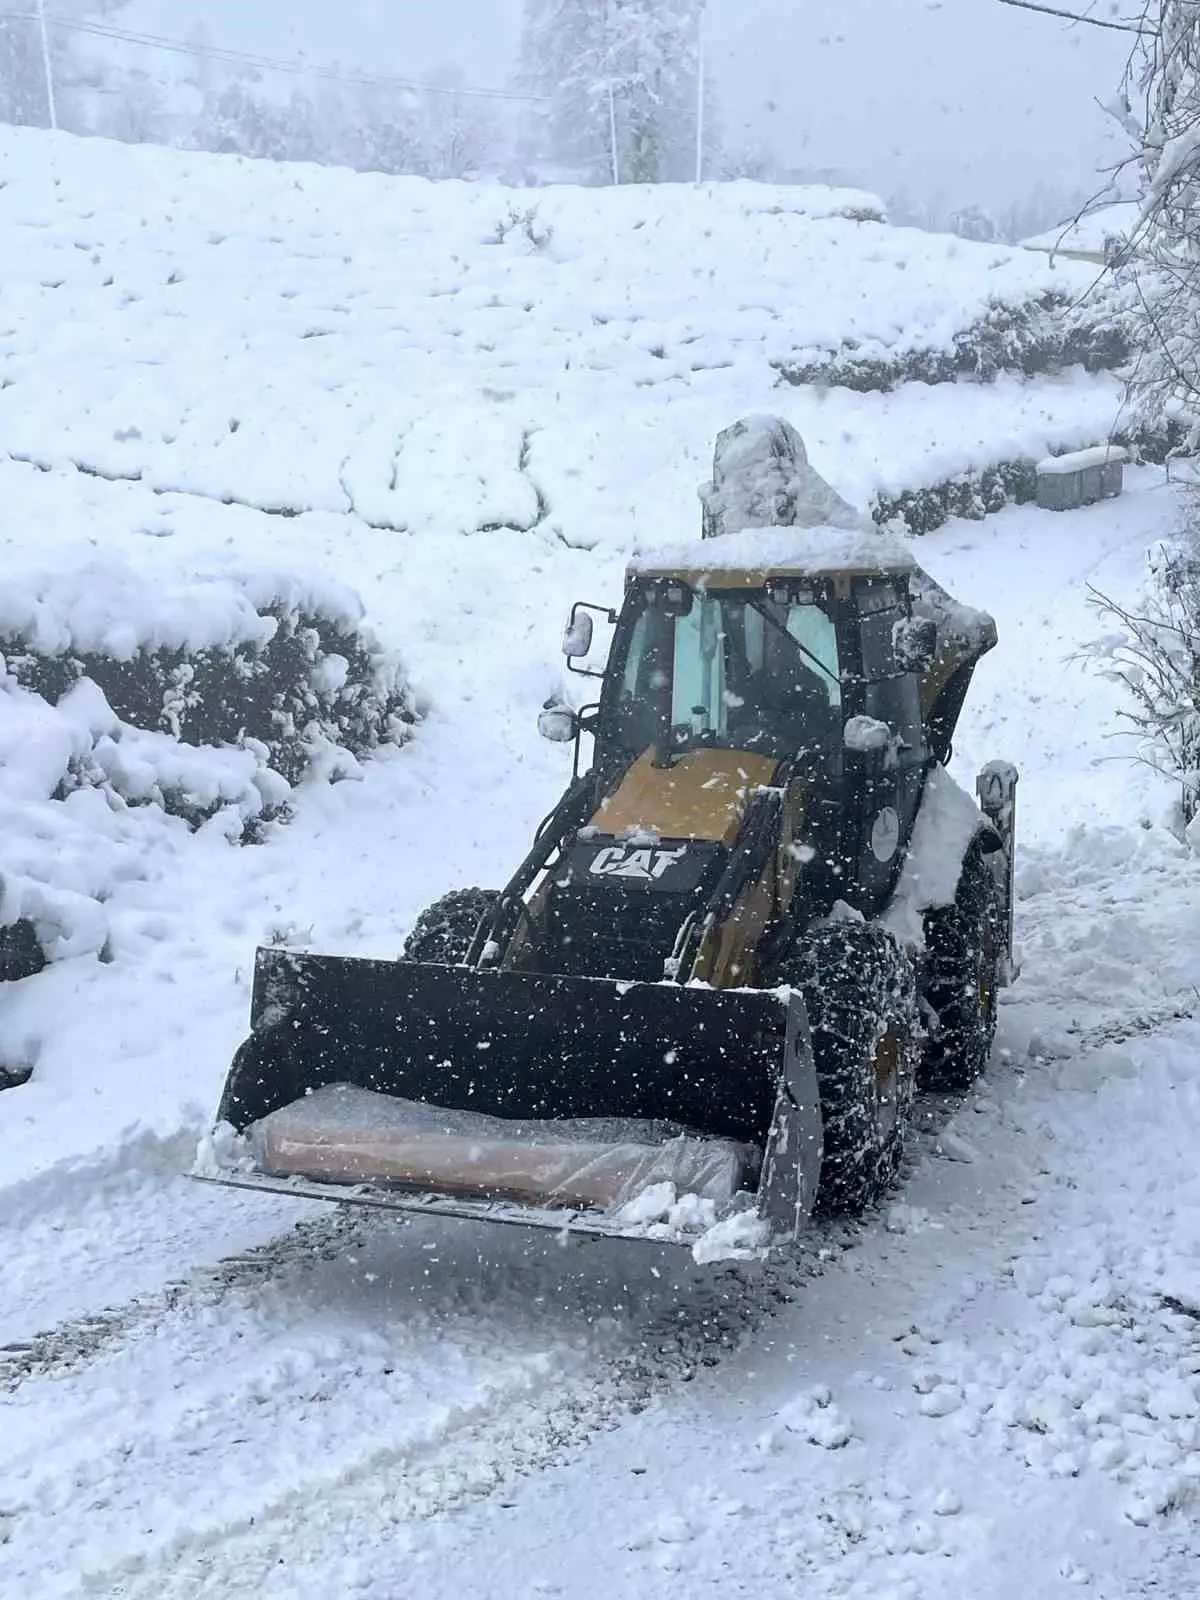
[920,843,1004,1091]
[783,921,920,1216]
[0,919,44,985]
[402,888,500,965]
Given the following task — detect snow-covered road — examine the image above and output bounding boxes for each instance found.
[412,988,1200,1600]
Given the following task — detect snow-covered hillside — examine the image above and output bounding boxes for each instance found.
[1,130,1197,1600]
[0,128,1126,539]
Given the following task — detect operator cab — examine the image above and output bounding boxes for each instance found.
[526,515,961,985]
[601,577,843,772]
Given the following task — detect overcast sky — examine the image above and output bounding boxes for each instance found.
[128,0,1133,209]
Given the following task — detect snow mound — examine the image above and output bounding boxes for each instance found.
[608,1179,771,1263]
[698,415,876,541]
[762,1386,857,1451]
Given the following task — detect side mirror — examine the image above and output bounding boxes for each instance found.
[538,700,580,744]
[562,610,594,660]
[893,615,938,673]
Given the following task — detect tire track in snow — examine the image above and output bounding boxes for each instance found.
[0,1077,970,1398]
[0,1113,358,1371]
[0,1206,365,1391]
[2,1218,576,1597]
[2,1219,835,1600]
[0,1080,984,1600]
[0,1030,1019,1599]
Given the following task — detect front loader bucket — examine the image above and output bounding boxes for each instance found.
[210,947,822,1243]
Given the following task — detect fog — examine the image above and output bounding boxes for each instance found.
[131,0,1133,207]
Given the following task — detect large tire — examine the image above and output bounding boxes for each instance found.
[402,888,500,965]
[783,921,920,1217]
[0,919,45,985]
[920,843,1004,1091]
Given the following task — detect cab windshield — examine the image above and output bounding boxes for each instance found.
[611,587,842,762]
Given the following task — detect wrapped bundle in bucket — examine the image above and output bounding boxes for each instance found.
[251,1083,757,1213]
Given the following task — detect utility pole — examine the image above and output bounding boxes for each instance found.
[37,0,58,131]
[604,0,620,186]
[695,2,706,185]
[607,78,620,185]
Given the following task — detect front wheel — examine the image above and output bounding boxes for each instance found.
[782,920,920,1216]
[402,888,500,965]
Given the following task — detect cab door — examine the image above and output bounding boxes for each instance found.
[851,586,927,911]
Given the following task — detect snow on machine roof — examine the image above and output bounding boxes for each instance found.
[627,523,916,585]
[630,415,914,586]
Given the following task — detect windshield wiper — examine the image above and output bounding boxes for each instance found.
[748,599,840,689]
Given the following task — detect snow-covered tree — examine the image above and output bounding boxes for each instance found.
[719,142,777,182]
[519,0,716,184]
[342,81,427,176]
[949,204,1000,244]
[1081,7,1200,822]
[108,71,168,147]
[519,0,607,178]
[0,0,140,133]
[0,16,47,127]
[1109,1,1200,436]
[419,67,500,180]
[185,22,213,92]
[190,78,292,161]
[996,181,1098,247]
[183,68,496,181]
[274,89,323,168]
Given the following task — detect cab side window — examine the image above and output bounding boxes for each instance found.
[786,605,841,708]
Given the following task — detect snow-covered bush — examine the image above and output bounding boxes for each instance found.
[1088,522,1200,824]
[775,292,1129,395]
[0,562,417,987]
[488,203,555,253]
[0,665,289,981]
[873,460,1040,535]
[0,563,416,786]
[872,422,1187,535]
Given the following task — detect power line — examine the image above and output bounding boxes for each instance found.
[0,9,550,103]
[995,0,1158,36]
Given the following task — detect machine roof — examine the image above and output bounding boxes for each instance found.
[627,524,916,584]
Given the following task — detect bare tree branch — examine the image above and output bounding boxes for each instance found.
[1085,525,1200,820]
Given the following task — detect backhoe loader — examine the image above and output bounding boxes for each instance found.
[199,417,1017,1252]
